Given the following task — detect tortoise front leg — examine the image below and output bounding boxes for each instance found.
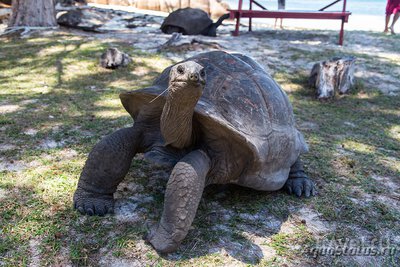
[73,126,142,216]
[284,158,316,198]
[146,149,211,253]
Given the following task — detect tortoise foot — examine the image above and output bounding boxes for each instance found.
[284,177,316,198]
[73,187,114,216]
[145,225,179,254]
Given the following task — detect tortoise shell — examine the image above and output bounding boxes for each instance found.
[160,8,213,35]
[120,51,307,189]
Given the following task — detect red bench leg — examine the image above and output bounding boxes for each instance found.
[339,18,345,45]
[249,0,253,31]
[233,0,243,36]
[234,13,241,36]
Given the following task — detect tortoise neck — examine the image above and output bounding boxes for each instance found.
[160,88,199,149]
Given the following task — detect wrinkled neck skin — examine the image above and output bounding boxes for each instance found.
[160,84,202,149]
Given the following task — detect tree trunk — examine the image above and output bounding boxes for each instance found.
[8,0,57,27]
[0,0,12,6]
[309,57,356,99]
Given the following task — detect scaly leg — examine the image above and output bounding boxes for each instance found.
[284,158,316,198]
[146,150,211,253]
[73,126,142,216]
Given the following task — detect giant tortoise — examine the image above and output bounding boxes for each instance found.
[73,51,316,253]
[160,8,229,36]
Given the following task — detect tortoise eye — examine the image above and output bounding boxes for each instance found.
[177,65,185,74]
[200,70,205,77]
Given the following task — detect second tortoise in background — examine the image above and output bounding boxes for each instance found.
[161,8,229,36]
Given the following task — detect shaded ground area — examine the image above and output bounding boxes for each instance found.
[0,8,399,266]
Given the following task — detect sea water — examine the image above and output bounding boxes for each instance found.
[225,0,387,17]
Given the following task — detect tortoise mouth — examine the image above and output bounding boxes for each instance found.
[170,79,205,88]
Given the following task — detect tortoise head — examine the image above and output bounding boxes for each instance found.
[168,61,206,100]
[161,61,206,149]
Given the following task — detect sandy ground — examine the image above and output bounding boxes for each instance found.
[67,3,399,96]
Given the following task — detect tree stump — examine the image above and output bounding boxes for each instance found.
[309,57,356,99]
[8,0,57,27]
[0,0,11,6]
[100,48,132,69]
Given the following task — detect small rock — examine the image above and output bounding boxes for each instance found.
[57,8,112,32]
[100,48,132,69]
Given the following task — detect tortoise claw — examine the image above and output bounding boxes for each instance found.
[73,187,114,216]
[285,177,316,198]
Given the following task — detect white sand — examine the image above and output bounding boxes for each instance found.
[88,3,392,33]
[253,14,388,32]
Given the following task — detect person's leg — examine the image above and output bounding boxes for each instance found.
[390,11,400,34]
[278,0,285,30]
[384,14,391,32]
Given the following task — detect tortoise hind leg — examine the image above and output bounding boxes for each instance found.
[284,158,316,198]
[146,149,210,253]
[73,126,142,216]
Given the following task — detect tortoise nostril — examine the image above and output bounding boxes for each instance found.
[189,73,199,81]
